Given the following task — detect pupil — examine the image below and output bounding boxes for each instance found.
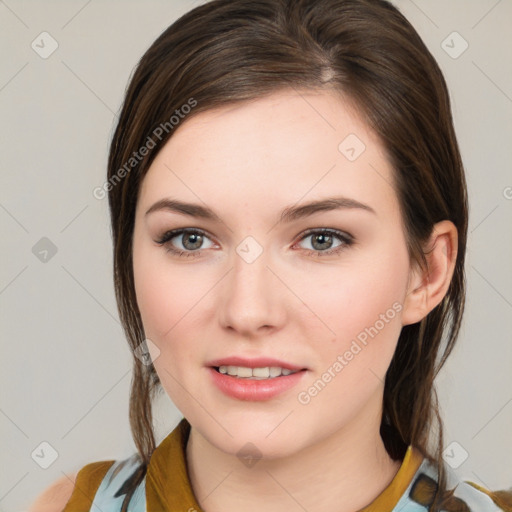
[313,233,332,250]
[184,233,202,250]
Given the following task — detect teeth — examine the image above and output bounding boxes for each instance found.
[235,366,252,378]
[252,367,269,378]
[269,366,282,377]
[217,365,298,379]
[227,366,238,376]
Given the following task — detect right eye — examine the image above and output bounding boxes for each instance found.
[155,228,215,257]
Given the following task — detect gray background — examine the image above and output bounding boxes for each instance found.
[1,1,511,510]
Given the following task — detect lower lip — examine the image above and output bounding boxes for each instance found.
[208,367,307,401]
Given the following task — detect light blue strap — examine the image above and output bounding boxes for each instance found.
[90,454,146,512]
[453,482,504,511]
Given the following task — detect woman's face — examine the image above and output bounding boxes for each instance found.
[132,89,415,458]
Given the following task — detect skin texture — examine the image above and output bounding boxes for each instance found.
[131,90,457,512]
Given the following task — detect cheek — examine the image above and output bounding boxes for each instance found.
[133,252,200,403]
[307,252,407,337]
[293,254,407,427]
[132,242,218,399]
[133,244,185,380]
[298,242,409,381]
[133,241,205,339]
[133,252,172,339]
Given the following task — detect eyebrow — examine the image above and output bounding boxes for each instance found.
[145,196,376,223]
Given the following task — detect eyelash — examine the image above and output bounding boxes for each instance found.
[155,228,354,259]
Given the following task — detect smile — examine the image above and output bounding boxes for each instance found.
[215,365,299,379]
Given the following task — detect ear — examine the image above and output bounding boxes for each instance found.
[401,220,458,326]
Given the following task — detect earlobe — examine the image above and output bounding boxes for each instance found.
[401,220,458,326]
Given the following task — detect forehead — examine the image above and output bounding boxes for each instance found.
[137,89,398,221]
[161,89,381,168]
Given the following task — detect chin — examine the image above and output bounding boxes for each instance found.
[220,430,305,461]
[192,410,311,460]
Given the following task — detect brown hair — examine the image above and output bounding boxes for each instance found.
[107,0,468,510]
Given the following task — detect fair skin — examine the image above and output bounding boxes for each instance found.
[28,473,77,512]
[30,89,457,511]
[132,90,457,512]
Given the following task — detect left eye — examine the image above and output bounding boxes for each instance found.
[295,229,353,256]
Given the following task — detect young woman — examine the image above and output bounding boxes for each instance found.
[30,0,512,511]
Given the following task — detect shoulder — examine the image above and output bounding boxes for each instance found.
[461,480,512,512]
[28,461,115,512]
[28,472,77,512]
[407,458,512,512]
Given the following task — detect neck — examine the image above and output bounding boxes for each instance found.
[185,399,402,512]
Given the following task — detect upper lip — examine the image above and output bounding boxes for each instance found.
[206,356,306,371]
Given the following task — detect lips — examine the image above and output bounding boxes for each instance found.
[206,356,308,401]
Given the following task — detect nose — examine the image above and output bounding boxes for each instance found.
[218,245,286,337]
